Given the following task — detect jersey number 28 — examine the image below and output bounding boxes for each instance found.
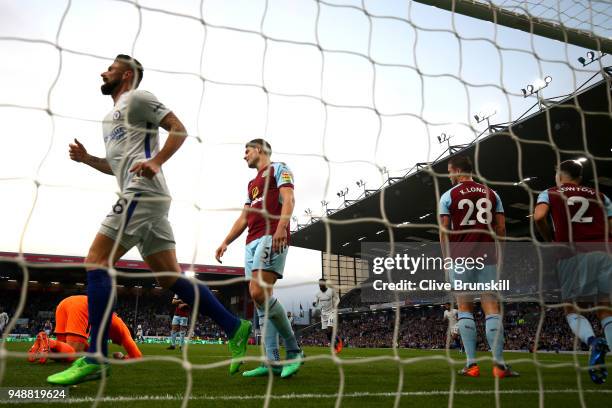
[458,198,493,226]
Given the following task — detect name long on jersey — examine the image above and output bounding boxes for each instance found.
[103,89,171,196]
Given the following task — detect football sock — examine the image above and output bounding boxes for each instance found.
[601,316,612,347]
[86,268,112,362]
[170,331,177,346]
[179,330,185,347]
[566,313,595,346]
[258,297,300,354]
[458,312,477,366]
[257,307,280,363]
[485,314,505,365]
[170,278,240,337]
[49,339,76,362]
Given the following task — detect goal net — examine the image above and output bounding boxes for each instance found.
[0,0,610,407]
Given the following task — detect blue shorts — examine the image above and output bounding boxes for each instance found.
[557,252,612,300]
[172,316,188,326]
[449,264,498,286]
[244,235,288,279]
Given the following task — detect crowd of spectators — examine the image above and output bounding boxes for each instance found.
[300,303,602,352]
[2,290,604,351]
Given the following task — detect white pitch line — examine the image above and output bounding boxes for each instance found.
[7,389,610,404]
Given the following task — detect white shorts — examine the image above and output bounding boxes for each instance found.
[450,325,459,335]
[321,312,335,329]
[99,192,175,258]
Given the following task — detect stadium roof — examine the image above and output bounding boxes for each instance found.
[291,78,612,258]
[0,252,245,287]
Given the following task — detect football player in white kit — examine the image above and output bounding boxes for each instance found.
[443,303,461,350]
[0,309,9,337]
[47,55,251,386]
[313,279,343,353]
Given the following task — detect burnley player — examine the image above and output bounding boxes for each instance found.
[313,279,343,353]
[438,156,518,378]
[168,295,190,351]
[216,139,303,379]
[47,55,251,386]
[534,159,612,384]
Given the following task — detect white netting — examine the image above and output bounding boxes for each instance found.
[0,0,611,407]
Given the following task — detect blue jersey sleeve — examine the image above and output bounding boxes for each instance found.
[439,190,452,216]
[537,190,550,205]
[273,162,294,188]
[493,191,504,213]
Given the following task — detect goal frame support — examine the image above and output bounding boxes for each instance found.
[413,0,612,54]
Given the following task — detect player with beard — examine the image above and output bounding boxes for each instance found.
[47,55,251,386]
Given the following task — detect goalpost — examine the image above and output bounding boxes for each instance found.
[414,0,612,53]
[0,0,610,407]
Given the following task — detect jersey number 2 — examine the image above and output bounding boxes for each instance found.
[567,196,593,223]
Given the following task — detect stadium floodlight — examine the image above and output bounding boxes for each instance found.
[544,75,552,84]
[304,208,312,216]
[376,229,385,235]
[521,88,527,96]
[336,187,349,198]
[474,110,497,132]
[291,216,298,223]
[576,157,588,163]
[342,242,350,247]
[184,270,196,278]
[357,236,366,241]
[577,51,606,67]
[356,179,367,195]
[419,213,431,220]
[526,84,534,93]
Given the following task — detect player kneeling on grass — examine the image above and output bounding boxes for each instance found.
[29,295,141,364]
[216,139,303,379]
[439,156,518,378]
[47,55,251,387]
[534,159,612,384]
[313,279,343,354]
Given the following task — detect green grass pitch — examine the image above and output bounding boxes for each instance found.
[1,342,610,407]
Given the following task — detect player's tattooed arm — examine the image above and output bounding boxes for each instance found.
[533,203,553,242]
[69,138,113,175]
[130,112,187,179]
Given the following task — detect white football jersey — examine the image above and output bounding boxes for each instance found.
[443,309,458,327]
[103,90,171,195]
[0,312,8,328]
[314,288,339,314]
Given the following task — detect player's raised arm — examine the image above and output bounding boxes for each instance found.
[130,111,187,179]
[215,205,250,263]
[69,138,113,175]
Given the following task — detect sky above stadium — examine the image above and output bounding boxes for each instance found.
[0,0,609,312]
